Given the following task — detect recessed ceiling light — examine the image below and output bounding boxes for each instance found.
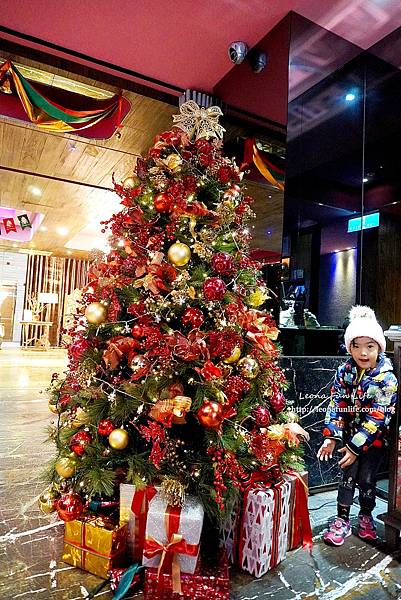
[27,185,42,197]
[56,226,69,236]
[39,225,47,232]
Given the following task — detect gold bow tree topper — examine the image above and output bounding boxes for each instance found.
[172,100,225,141]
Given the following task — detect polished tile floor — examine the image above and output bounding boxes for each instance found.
[1,347,401,599]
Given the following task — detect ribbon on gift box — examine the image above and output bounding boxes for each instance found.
[130,485,157,559]
[143,505,199,594]
[286,470,313,551]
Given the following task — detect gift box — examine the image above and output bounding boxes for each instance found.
[239,478,292,577]
[143,493,204,576]
[143,550,229,600]
[119,483,157,561]
[219,499,240,565]
[283,471,311,551]
[109,564,144,594]
[62,514,127,579]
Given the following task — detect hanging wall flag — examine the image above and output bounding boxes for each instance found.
[17,213,32,230]
[0,214,32,235]
[3,218,17,234]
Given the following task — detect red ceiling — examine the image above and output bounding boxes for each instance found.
[1,0,401,95]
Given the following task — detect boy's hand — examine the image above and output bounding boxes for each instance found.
[317,439,336,461]
[338,447,357,468]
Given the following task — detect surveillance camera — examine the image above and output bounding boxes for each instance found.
[249,49,268,73]
[228,41,248,65]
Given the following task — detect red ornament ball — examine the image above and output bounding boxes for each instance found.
[154,192,173,213]
[211,252,235,276]
[203,277,226,301]
[56,493,84,522]
[69,430,93,456]
[98,419,116,436]
[270,392,286,414]
[131,324,144,339]
[197,400,223,429]
[182,307,204,329]
[254,406,271,427]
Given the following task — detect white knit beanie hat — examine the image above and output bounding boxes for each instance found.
[344,306,386,353]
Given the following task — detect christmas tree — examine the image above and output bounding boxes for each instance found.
[41,102,307,529]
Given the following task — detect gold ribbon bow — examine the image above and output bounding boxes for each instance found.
[172,100,226,140]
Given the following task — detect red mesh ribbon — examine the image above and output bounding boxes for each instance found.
[143,505,199,594]
[287,470,313,551]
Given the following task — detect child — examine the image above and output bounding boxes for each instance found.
[317,306,398,546]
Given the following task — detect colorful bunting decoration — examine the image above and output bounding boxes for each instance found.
[0,60,129,136]
[243,137,285,190]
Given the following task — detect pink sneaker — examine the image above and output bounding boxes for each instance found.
[323,517,351,546]
[357,514,377,541]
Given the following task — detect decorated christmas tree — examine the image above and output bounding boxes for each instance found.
[41,102,307,552]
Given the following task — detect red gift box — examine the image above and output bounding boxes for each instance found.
[143,551,229,600]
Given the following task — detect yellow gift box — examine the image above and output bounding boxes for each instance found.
[62,515,128,579]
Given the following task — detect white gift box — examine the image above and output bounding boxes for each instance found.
[219,499,240,564]
[142,493,204,575]
[239,479,292,577]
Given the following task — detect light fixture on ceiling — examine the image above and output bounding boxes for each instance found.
[56,226,69,236]
[345,92,356,102]
[28,185,42,197]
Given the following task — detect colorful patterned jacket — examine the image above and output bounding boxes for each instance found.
[323,353,398,455]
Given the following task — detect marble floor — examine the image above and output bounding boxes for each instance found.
[1,347,401,599]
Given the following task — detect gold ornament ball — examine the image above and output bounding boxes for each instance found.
[55,457,76,479]
[85,302,108,325]
[109,428,130,450]
[167,242,191,267]
[38,488,59,514]
[237,357,260,380]
[223,346,241,364]
[122,175,140,191]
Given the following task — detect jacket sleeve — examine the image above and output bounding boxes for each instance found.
[323,366,346,441]
[346,372,398,455]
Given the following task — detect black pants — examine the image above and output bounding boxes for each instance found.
[337,445,384,512]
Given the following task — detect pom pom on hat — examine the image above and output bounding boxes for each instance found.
[344,305,386,353]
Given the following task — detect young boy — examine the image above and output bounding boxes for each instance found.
[317,306,398,546]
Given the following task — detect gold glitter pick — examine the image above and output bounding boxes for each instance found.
[161,478,186,507]
[173,100,225,140]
